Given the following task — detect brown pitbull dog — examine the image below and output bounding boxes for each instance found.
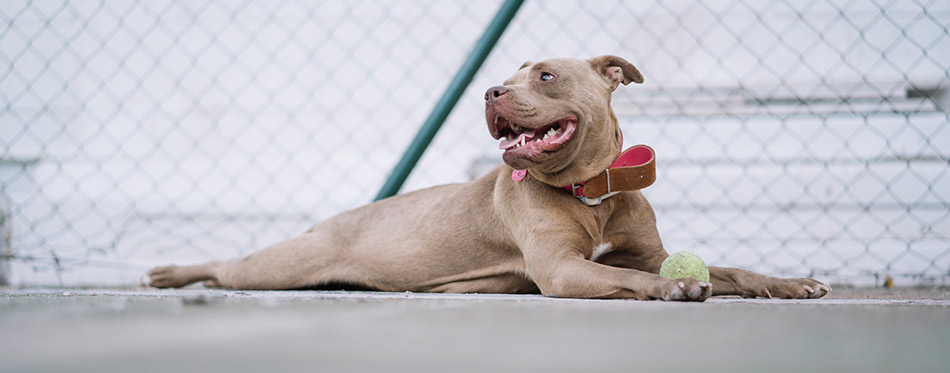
[148,55,830,301]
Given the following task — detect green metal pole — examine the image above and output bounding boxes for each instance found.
[374,0,524,201]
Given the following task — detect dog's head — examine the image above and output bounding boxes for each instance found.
[485,55,643,186]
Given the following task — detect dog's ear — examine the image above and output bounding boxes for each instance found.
[519,61,534,70]
[588,55,644,90]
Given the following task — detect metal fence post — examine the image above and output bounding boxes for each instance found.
[373,0,524,201]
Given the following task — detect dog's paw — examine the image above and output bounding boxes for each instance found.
[740,278,831,299]
[147,265,190,288]
[661,278,712,302]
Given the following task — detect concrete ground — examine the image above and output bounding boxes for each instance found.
[2,287,949,372]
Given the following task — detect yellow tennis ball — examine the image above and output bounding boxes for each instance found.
[659,251,709,282]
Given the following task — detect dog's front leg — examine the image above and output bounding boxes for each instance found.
[526,252,711,301]
[709,266,831,299]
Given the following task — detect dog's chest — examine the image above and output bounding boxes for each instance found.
[589,242,614,262]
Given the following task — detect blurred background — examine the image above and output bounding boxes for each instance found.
[1,0,947,287]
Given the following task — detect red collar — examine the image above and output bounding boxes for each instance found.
[562,145,656,205]
[510,145,657,206]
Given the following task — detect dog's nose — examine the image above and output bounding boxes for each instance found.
[484,86,509,104]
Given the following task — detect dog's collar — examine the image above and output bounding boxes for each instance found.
[510,145,657,206]
[565,145,656,205]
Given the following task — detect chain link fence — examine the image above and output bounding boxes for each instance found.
[2,0,948,287]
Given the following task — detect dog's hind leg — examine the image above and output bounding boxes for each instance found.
[148,232,340,290]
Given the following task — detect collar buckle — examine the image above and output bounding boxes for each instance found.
[571,183,582,198]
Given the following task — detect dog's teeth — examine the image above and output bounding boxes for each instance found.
[547,128,557,137]
[521,136,526,146]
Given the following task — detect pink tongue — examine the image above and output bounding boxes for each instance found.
[498,128,537,149]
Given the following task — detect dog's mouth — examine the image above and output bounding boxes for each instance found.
[492,115,577,155]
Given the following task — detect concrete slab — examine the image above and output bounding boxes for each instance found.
[2,287,949,372]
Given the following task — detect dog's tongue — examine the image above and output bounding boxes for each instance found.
[498,128,537,149]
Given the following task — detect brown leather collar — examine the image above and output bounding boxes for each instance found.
[563,145,656,206]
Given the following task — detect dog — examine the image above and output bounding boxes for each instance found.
[148,55,830,301]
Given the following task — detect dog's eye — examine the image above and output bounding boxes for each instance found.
[540,72,555,82]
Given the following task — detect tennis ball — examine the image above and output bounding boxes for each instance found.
[659,251,709,282]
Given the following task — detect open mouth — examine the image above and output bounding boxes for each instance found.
[492,115,577,154]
